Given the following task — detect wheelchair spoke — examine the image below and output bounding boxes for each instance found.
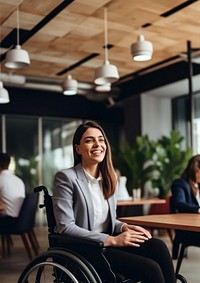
[18,250,102,283]
[20,261,79,283]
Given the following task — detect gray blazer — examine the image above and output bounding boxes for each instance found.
[53,163,124,243]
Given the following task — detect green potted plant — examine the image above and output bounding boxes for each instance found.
[150,130,192,198]
[112,135,156,196]
[112,130,192,199]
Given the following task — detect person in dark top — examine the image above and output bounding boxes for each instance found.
[171,154,200,213]
[171,154,200,257]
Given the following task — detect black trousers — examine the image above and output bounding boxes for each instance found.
[104,238,176,283]
[72,238,175,283]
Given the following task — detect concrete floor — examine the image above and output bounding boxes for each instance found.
[0,227,199,283]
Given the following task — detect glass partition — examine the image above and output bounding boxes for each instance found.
[42,119,81,193]
[6,115,39,193]
[3,115,81,194]
[172,92,200,153]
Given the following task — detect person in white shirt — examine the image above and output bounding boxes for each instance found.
[0,153,25,226]
[53,120,176,283]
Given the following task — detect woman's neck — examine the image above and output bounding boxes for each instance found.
[82,163,99,178]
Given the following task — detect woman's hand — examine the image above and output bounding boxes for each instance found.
[122,224,152,239]
[104,224,152,247]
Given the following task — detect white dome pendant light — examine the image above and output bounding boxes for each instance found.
[0,81,10,104]
[5,5,30,69]
[94,8,119,85]
[131,34,153,62]
[63,74,78,95]
[0,24,9,103]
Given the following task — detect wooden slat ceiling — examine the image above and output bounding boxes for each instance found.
[1,0,200,98]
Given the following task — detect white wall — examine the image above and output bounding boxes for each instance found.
[141,93,172,140]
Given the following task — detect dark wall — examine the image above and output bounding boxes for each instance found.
[0,87,123,124]
[123,95,141,145]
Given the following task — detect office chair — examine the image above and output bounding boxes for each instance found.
[170,197,200,274]
[0,192,39,260]
[18,186,188,283]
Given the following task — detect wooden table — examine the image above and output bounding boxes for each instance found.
[119,213,200,232]
[117,198,166,206]
[0,204,6,212]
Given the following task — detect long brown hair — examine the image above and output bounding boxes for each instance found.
[72,120,116,199]
[182,154,200,182]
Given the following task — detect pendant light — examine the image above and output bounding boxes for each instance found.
[5,5,30,69]
[131,34,153,61]
[63,74,78,95]
[0,81,10,104]
[0,25,9,103]
[94,8,119,85]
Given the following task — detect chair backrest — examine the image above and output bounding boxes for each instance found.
[0,192,39,234]
[148,195,171,215]
[16,192,39,232]
[169,195,177,214]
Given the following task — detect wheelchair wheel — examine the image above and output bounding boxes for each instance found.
[18,249,102,283]
[176,273,188,283]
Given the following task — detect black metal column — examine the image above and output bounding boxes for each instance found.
[187,40,194,148]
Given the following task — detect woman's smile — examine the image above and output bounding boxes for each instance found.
[91,149,103,155]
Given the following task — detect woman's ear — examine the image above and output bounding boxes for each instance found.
[75,144,81,155]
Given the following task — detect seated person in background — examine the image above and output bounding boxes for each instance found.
[171,154,200,256]
[171,154,200,213]
[0,153,25,228]
[53,120,176,283]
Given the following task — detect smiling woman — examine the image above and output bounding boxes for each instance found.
[52,120,177,283]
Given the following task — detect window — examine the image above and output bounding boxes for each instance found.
[172,92,200,153]
[2,114,81,193]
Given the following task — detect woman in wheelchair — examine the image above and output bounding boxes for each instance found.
[52,120,176,283]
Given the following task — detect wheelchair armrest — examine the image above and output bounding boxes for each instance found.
[49,232,105,249]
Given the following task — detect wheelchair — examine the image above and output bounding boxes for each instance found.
[18,186,188,283]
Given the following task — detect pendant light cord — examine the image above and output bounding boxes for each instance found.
[16,5,20,46]
[104,8,108,63]
[0,23,2,74]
